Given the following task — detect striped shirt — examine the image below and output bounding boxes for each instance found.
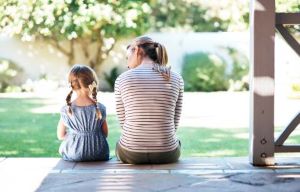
[114,63,184,152]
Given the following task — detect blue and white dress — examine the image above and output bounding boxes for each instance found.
[59,102,109,161]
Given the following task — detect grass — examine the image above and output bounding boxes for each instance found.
[0,97,299,158]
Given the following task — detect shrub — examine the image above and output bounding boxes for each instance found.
[0,58,23,92]
[292,82,300,92]
[182,48,249,92]
[227,47,249,91]
[182,52,229,92]
[21,77,60,93]
[103,66,121,91]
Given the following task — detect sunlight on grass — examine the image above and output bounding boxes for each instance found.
[23,139,37,144]
[191,149,237,157]
[0,150,19,155]
[233,133,248,139]
[203,138,222,142]
[30,106,60,114]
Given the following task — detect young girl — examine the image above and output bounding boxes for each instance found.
[57,64,109,162]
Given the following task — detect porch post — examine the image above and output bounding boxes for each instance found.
[249,0,275,166]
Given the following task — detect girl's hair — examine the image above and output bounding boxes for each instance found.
[130,36,171,80]
[66,64,102,119]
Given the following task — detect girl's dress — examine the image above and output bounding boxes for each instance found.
[59,102,109,161]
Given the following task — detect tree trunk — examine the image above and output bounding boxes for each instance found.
[68,39,75,66]
[49,37,116,70]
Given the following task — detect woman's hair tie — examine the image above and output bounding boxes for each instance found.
[154,42,159,48]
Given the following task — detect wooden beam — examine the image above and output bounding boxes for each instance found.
[275,145,300,153]
[276,13,300,24]
[275,112,300,145]
[276,24,300,57]
[249,0,275,166]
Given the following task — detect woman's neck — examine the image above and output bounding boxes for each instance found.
[140,57,155,66]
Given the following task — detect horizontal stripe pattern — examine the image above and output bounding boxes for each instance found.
[114,64,184,152]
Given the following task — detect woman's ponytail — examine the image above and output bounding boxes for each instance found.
[153,43,170,80]
[155,43,168,66]
[134,36,171,80]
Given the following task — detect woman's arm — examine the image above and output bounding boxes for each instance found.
[102,120,108,138]
[115,77,125,128]
[57,118,66,140]
[174,77,184,131]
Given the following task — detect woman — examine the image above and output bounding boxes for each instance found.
[114,36,184,164]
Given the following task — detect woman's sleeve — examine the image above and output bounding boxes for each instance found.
[174,77,184,131]
[114,77,125,128]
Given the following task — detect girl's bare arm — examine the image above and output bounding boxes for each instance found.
[57,118,66,140]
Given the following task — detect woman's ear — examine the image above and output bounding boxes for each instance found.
[134,46,139,56]
[134,46,141,64]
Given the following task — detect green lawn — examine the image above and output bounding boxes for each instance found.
[0,97,298,157]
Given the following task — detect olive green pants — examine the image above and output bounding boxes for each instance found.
[115,141,181,164]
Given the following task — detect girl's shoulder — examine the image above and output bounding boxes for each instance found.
[96,102,106,111]
[96,102,107,119]
[60,105,68,113]
[60,103,101,112]
[60,103,106,112]
[96,102,105,107]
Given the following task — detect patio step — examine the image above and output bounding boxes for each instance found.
[1,157,300,192]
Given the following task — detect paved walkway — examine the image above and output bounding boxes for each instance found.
[1,157,300,192]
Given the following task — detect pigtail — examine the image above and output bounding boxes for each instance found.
[92,87,102,120]
[66,90,73,116]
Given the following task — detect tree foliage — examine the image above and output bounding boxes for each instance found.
[0,0,152,69]
[151,0,248,32]
[0,0,249,70]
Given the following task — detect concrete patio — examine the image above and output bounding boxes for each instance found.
[1,157,300,192]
